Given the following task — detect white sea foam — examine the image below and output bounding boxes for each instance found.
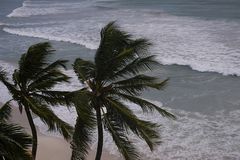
[2,0,240,159]
[0,61,16,103]
[3,24,99,50]
[1,59,240,159]
[4,6,240,76]
[7,0,94,17]
[34,100,240,160]
[7,1,60,17]
[5,0,240,76]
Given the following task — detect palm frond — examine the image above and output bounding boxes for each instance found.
[106,97,161,151]
[1,43,73,159]
[99,48,135,81]
[71,22,175,160]
[112,55,160,80]
[104,115,140,160]
[0,101,12,121]
[94,22,154,82]
[28,70,70,91]
[99,39,151,82]
[23,97,73,140]
[0,123,32,160]
[40,90,71,101]
[12,69,21,88]
[95,22,132,81]
[113,78,168,96]
[113,74,158,86]
[34,59,68,78]
[129,38,151,56]
[31,91,71,106]
[113,93,175,119]
[71,90,96,160]
[0,69,19,97]
[18,42,54,83]
[71,117,92,160]
[108,38,152,73]
[73,58,95,84]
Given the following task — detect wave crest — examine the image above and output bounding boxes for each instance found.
[5,0,240,76]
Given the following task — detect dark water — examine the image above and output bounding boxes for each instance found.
[99,0,240,19]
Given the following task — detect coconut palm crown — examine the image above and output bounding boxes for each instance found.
[0,43,73,160]
[71,22,175,160]
[0,101,32,160]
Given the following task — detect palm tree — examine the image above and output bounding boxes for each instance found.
[0,43,73,160]
[0,101,32,160]
[71,22,175,160]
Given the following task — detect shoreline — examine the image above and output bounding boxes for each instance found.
[8,105,121,160]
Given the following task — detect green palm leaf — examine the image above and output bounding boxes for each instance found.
[112,56,160,80]
[0,104,32,160]
[18,42,54,81]
[0,42,72,159]
[73,58,95,83]
[113,93,175,119]
[24,96,73,140]
[31,91,71,106]
[0,123,32,160]
[71,22,175,160]
[104,115,140,160]
[105,97,161,150]
[34,59,68,78]
[71,90,96,160]
[0,101,11,121]
[28,70,70,91]
[0,70,19,97]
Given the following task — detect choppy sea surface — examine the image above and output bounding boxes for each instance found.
[0,0,240,159]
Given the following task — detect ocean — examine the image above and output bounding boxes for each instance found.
[0,0,240,159]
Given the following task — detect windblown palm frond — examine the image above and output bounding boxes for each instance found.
[0,42,73,160]
[104,116,140,160]
[71,22,175,160]
[0,102,32,160]
[105,97,161,150]
[18,42,54,81]
[70,90,96,160]
[0,101,11,122]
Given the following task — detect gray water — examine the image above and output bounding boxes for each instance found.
[100,0,240,19]
[0,0,240,159]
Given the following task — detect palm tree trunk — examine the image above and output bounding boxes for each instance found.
[25,106,38,160]
[95,107,103,160]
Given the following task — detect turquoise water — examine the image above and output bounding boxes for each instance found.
[0,0,240,159]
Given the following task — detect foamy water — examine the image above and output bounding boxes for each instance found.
[0,61,15,102]
[34,100,240,160]
[3,0,240,76]
[7,1,94,17]
[1,0,240,159]
[0,60,240,160]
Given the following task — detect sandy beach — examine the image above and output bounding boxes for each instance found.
[9,105,120,160]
